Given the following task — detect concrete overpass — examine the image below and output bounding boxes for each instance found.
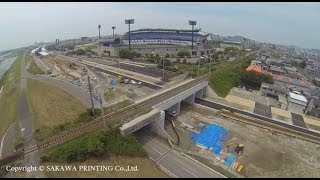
[120,76,214,137]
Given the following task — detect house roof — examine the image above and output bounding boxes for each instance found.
[246,65,262,73]
[289,92,307,103]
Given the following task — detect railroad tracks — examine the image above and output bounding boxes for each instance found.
[220,110,320,144]
[0,75,208,167]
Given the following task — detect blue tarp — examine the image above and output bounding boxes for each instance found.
[110,79,118,85]
[190,123,229,155]
[224,154,235,167]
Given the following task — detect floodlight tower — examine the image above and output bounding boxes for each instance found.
[98,25,101,39]
[188,20,197,50]
[112,26,116,39]
[125,19,134,50]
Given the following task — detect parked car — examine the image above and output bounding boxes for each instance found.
[130,80,137,85]
[137,82,142,87]
[124,79,130,84]
[166,110,177,117]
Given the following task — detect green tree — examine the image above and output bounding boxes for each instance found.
[300,61,307,69]
[74,49,85,55]
[241,71,274,89]
[177,50,190,58]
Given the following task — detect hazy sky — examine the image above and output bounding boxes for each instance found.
[0,2,320,51]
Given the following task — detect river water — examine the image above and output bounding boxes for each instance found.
[0,53,17,79]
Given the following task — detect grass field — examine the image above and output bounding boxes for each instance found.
[26,79,87,131]
[27,56,45,75]
[42,155,168,178]
[0,54,22,141]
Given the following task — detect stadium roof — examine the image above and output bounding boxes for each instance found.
[129,28,201,33]
[39,51,49,56]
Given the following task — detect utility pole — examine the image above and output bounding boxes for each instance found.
[162,58,165,81]
[87,75,95,118]
[98,93,106,128]
[209,58,212,77]
[198,57,201,77]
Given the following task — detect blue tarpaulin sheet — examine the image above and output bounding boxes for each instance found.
[190,123,229,155]
[225,154,235,167]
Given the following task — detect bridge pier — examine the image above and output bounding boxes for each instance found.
[195,89,204,99]
[182,93,195,105]
[166,102,181,115]
[147,110,167,138]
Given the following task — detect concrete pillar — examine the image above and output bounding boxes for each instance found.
[182,93,195,105]
[167,102,181,115]
[148,110,167,138]
[195,89,204,99]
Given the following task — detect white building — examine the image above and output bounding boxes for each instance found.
[220,41,243,50]
[288,91,308,107]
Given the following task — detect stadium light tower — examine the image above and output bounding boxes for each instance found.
[112,26,116,39]
[98,25,101,39]
[188,20,197,50]
[125,19,134,50]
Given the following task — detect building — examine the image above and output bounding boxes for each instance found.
[260,82,288,97]
[273,74,312,89]
[122,28,210,46]
[251,60,262,66]
[306,97,320,118]
[118,28,213,57]
[220,41,243,50]
[288,91,308,107]
[269,65,285,74]
[246,65,263,73]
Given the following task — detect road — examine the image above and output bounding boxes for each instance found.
[134,130,225,178]
[18,53,45,178]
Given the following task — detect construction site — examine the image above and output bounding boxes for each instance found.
[163,102,320,178]
[30,53,169,107]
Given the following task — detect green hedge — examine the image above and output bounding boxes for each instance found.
[48,127,146,162]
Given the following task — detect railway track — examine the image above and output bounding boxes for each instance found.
[220,110,320,144]
[195,98,320,144]
[0,75,208,167]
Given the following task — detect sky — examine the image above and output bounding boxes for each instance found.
[0,2,320,51]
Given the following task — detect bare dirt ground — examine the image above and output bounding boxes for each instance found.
[166,104,320,178]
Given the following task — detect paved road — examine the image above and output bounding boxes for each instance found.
[19,54,34,143]
[134,130,225,178]
[19,53,45,178]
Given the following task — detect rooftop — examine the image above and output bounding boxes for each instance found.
[289,92,307,103]
[221,41,242,44]
[246,64,262,73]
